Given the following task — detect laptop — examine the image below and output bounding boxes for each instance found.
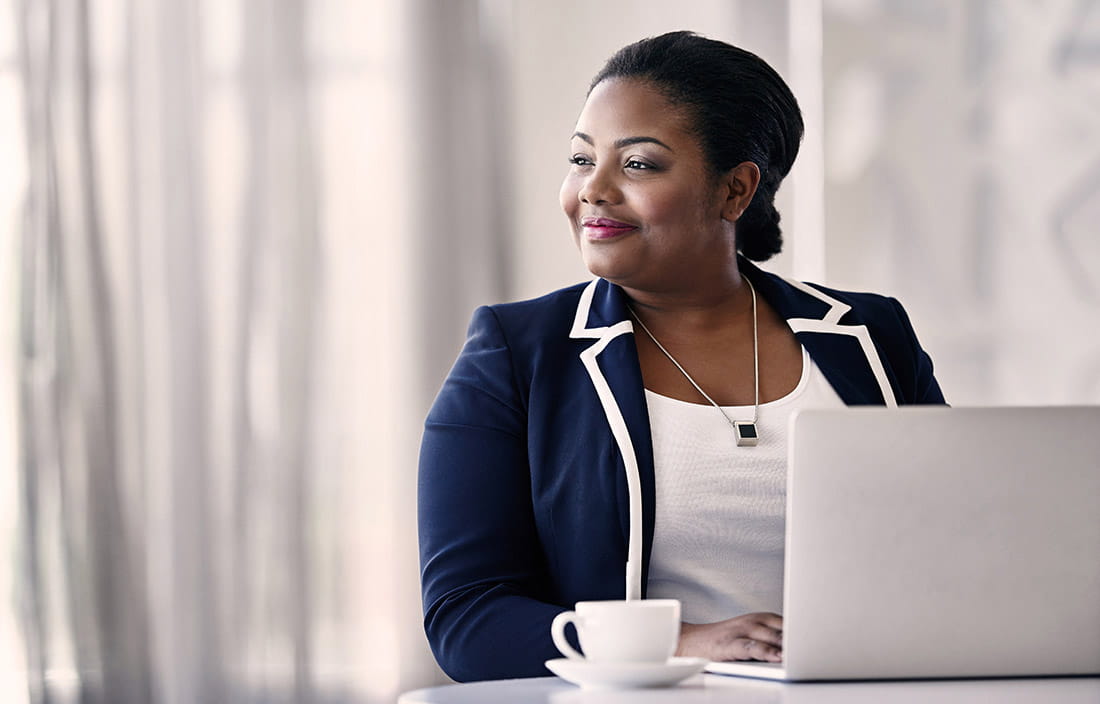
[706,405,1100,681]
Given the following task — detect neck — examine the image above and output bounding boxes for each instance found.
[628,275,762,439]
[622,271,754,330]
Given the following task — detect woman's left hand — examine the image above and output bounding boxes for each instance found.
[675,612,783,662]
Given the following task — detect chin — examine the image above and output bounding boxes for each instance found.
[579,241,638,284]
[581,259,633,286]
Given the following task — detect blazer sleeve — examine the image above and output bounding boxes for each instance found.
[887,297,946,405]
[418,305,566,681]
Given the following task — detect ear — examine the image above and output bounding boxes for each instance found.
[720,161,761,222]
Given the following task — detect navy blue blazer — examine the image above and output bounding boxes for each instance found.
[418,260,945,682]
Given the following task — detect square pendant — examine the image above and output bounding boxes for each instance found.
[734,421,758,447]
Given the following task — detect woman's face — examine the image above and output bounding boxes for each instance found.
[559,78,734,293]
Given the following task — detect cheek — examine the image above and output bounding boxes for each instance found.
[650,182,719,228]
[559,175,579,219]
[638,188,689,226]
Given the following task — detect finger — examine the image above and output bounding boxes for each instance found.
[751,612,783,632]
[747,624,783,648]
[740,638,783,663]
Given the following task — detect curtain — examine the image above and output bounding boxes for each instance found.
[8,0,506,701]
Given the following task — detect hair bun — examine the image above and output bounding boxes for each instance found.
[737,190,783,261]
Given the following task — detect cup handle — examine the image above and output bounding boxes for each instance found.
[550,611,585,660]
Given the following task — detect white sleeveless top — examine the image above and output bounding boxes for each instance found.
[644,347,846,624]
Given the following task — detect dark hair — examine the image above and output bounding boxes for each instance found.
[590,31,803,261]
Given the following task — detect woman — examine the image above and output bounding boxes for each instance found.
[418,31,944,682]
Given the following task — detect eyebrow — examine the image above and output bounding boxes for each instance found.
[572,132,674,152]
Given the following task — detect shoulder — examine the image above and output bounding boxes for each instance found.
[753,266,930,354]
[470,281,591,345]
[775,276,943,404]
[750,265,909,330]
[485,281,590,319]
[435,282,594,419]
[802,281,907,324]
[792,277,920,347]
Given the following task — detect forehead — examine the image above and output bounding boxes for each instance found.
[574,78,694,142]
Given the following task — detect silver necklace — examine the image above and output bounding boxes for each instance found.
[629,277,760,447]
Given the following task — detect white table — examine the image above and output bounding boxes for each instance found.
[399,674,1100,703]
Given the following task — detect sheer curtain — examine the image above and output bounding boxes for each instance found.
[6,0,506,701]
[7,2,1097,701]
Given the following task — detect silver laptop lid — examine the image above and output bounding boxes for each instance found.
[780,406,1100,680]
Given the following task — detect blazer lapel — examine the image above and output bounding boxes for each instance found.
[566,264,898,603]
[741,260,899,407]
[569,279,654,600]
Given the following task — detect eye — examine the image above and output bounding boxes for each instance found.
[568,154,594,166]
[625,159,655,170]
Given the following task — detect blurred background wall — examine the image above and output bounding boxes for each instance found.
[0,0,1097,702]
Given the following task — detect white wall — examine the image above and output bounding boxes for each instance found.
[820,0,1100,405]
[501,0,800,302]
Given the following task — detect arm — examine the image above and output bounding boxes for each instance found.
[887,297,946,405]
[418,306,565,681]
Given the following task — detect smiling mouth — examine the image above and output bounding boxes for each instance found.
[580,217,638,240]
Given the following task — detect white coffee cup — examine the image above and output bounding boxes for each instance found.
[550,599,681,664]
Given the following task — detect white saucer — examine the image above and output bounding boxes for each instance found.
[545,656,707,690]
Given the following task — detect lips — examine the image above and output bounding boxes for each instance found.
[580,216,638,240]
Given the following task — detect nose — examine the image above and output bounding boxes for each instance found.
[578,167,620,205]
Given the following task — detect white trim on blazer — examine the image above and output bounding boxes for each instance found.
[570,279,644,600]
[569,274,898,601]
